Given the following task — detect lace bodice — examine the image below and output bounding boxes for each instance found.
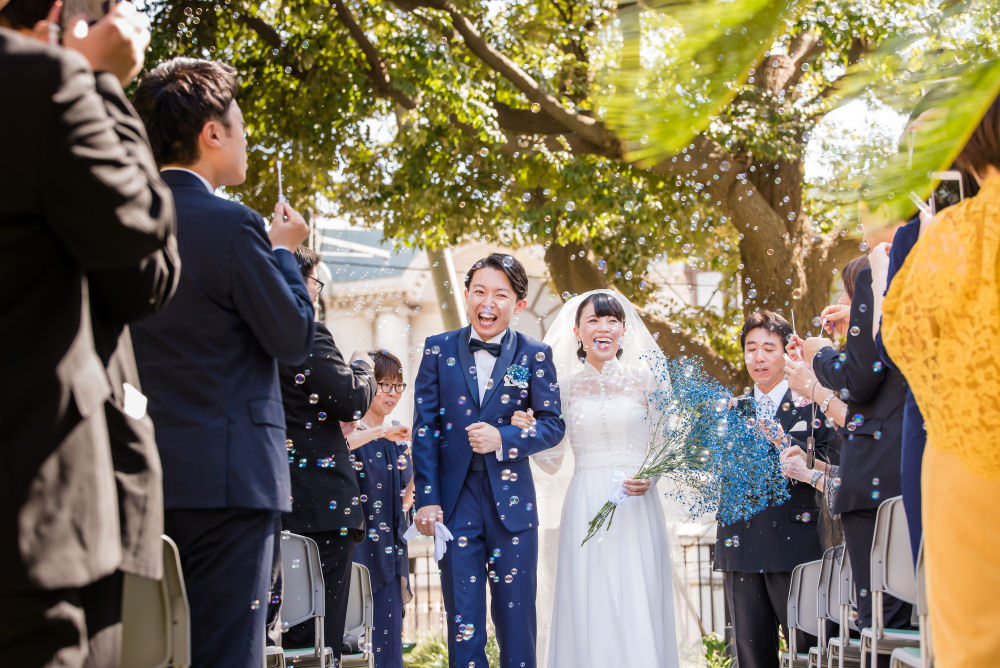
[882,174,1000,477]
[560,359,657,472]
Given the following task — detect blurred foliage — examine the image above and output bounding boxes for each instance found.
[402,634,499,668]
[702,632,735,668]
[140,0,999,371]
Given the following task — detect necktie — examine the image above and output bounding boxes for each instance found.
[757,395,776,420]
[469,338,501,357]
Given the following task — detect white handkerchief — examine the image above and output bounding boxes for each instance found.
[122,382,148,419]
[789,420,808,433]
[403,521,454,561]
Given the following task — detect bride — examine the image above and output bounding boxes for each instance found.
[515,290,680,667]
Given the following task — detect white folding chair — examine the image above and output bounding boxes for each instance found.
[121,534,191,668]
[890,542,931,668]
[340,563,375,668]
[280,532,335,667]
[827,544,861,668]
[809,546,839,668]
[781,559,822,668]
[861,497,919,666]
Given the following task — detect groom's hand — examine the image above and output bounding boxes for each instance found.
[414,505,443,537]
[466,422,502,454]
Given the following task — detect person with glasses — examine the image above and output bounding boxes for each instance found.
[278,246,376,660]
[345,350,414,668]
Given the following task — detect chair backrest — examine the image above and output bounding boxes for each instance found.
[787,563,804,633]
[869,498,894,594]
[914,542,927,617]
[796,559,823,638]
[881,497,916,604]
[818,545,838,623]
[837,541,860,632]
[120,535,191,668]
[344,562,375,641]
[162,535,191,666]
[280,532,326,628]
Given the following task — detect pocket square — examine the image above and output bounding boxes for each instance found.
[789,420,808,433]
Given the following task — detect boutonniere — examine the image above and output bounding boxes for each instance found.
[503,364,530,389]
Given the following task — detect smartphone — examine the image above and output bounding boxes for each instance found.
[60,0,112,29]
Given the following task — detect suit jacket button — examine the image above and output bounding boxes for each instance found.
[772,521,778,528]
[745,521,751,529]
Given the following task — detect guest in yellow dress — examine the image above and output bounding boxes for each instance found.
[881,96,1000,667]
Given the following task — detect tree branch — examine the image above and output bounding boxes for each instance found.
[331,0,419,110]
[393,0,622,156]
[234,4,305,80]
[753,30,822,93]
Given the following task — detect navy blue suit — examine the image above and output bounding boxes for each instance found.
[131,170,315,667]
[354,436,412,668]
[875,216,925,563]
[412,327,565,668]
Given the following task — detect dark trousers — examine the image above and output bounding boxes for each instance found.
[165,508,277,668]
[283,529,358,660]
[0,570,123,668]
[841,509,913,668]
[439,470,538,668]
[724,570,815,668]
[899,394,926,564]
[370,579,404,668]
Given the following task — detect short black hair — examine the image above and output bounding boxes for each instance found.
[132,58,239,166]
[369,350,403,382]
[957,93,1000,176]
[0,0,49,29]
[464,253,528,300]
[294,247,322,281]
[574,292,626,361]
[739,310,792,349]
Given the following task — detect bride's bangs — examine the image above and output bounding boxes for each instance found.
[575,292,626,325]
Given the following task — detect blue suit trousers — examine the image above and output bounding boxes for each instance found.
[439,470,537,668]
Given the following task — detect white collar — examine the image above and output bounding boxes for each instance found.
[754,380,789,407]
[469,327,507,345]
[161,167,214,194]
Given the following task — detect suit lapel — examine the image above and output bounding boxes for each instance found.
[480,330,518,411]
[455,326,481,406]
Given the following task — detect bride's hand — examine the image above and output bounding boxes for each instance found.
[510,409,535,430]
[624,478,651,496]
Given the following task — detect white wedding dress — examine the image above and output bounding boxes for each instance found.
[540,358,680,668]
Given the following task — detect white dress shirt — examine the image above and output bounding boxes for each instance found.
[753,380,788,420]
[160,167,214,193]
[469,328,507,403]
[469,328,508,461]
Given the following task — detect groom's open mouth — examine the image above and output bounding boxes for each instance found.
[592,337,614,351]
[477,311,499,328]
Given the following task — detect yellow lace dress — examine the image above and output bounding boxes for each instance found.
[882,174,1000,667]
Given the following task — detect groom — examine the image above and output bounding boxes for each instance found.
[412,253,565,668]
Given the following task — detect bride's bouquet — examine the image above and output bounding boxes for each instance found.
[582,355,790,545]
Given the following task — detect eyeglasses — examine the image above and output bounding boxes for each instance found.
[307,275,325,293]
[377,382,407,394]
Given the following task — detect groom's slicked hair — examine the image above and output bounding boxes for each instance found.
[739,310,792,349]
[133,58,239,167]
[464,253,528,300]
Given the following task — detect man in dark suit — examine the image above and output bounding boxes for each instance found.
[130,58,316,668]
[412,254,565,668]
[0,5,177,664]
[278,247,376,657]
[715,310,833,668]
[803,265,912,666]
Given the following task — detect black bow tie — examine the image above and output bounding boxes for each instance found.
[469,338,501,357]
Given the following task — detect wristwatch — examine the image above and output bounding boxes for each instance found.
[810,470,825,488]
[819,391,836,414]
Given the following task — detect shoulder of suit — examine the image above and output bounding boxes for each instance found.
[424,328,465,347]
[512,330,546,351]
[0,29,90,97]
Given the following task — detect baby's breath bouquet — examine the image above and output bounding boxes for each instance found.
[582,356,789,545]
